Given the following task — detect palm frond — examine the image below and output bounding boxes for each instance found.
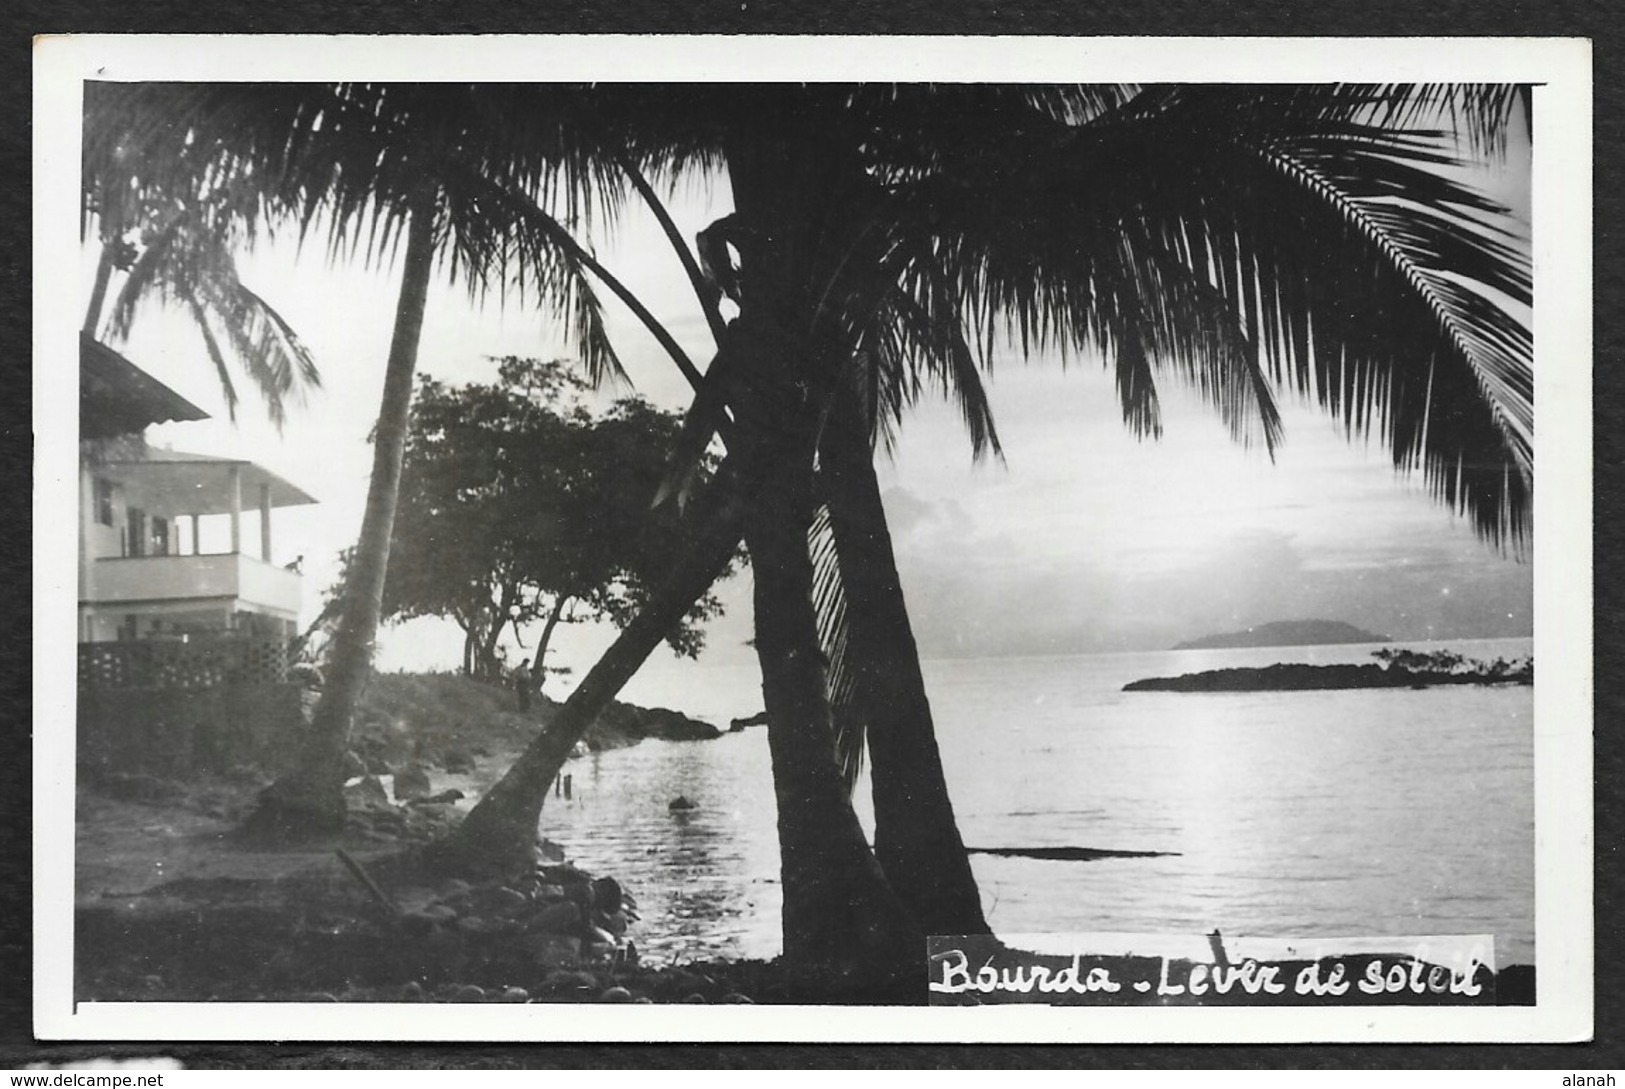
[880,274,1005,461]
[808,501,865,792]
[202,281,324,428]
[1243,82,1526,160]
[1113,332,1163,439]
[87,82,647,405]
[95,188,321,428]
[892,84,1531,546]
[183,295,242,421]
[802,186,1006,464]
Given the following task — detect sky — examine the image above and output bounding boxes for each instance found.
[97,101,1534,683]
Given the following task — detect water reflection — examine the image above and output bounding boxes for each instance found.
[520,733,784,963]
[455,641,1533,967]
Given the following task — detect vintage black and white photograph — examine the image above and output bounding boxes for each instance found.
[33,36,1592,1042]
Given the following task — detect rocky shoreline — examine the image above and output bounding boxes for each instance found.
[1124,656,1533,693]
[344,673,724,787]
[74,671,790,1005]
[76,840,786,1005]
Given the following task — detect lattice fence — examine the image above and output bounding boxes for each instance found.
[78,637,290,691]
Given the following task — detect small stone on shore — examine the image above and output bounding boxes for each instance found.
[393,763,433,802]
[526,901,581,933]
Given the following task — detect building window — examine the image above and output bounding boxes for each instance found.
[151,515,169,556]
[94,479,114,526]
[126,508,146,557]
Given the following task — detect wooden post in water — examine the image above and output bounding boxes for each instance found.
[1207,929,1230,968]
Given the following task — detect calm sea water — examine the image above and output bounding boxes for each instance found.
[497,639,1534,967]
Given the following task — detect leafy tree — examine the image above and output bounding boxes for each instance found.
[453,83,1534,996]
[384,356,738,681]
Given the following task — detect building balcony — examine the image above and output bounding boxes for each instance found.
[89,552,303,616]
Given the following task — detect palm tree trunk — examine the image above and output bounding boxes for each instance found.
[741,418,923,997]
[721,104,923,996]
[249,188,438,837]
[820,402,992,938]
[428,467,748,877]
[84,243,116,336]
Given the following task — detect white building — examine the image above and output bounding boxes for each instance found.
[77,335,316,644]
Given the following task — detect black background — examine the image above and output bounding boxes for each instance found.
[3,0,1616,1070]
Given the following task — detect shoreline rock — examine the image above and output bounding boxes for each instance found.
[344,674,724,787]
[1124,660,1533,692]
[580,701,723,750]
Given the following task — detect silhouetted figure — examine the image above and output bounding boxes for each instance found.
[513,658,533,713]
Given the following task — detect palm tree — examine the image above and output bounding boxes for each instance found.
[82,124,320,427]
[841,84,1527,967]
[586,83,1535,992]
[84,82,636,834]
[813,389,995,941]
[87,82,1534,997]
[441,82,1531,995]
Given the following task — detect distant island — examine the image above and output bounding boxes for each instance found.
[1125,648,1532,693]
[1173,619,1390,651]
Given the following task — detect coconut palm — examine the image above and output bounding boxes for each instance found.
[86,82,1534,997]
[439,81,1533,996]
[84,82,642,833]
[827,85,1529,974]
[82,126,320,427]
[541,82,1534,992]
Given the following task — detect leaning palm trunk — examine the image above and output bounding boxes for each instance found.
[428,466,749,877]
[820,401,991,939]
[250,187,438,836]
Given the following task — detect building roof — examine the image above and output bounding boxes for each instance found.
[80,334,210,440]
[98,449,318,515]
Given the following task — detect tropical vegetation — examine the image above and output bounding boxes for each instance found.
[384,356,737,681]
[82,82,1534,1000]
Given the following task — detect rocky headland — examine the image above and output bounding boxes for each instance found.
[1125,649,1532,692]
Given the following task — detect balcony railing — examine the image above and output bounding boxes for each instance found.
[89,552,301,614]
